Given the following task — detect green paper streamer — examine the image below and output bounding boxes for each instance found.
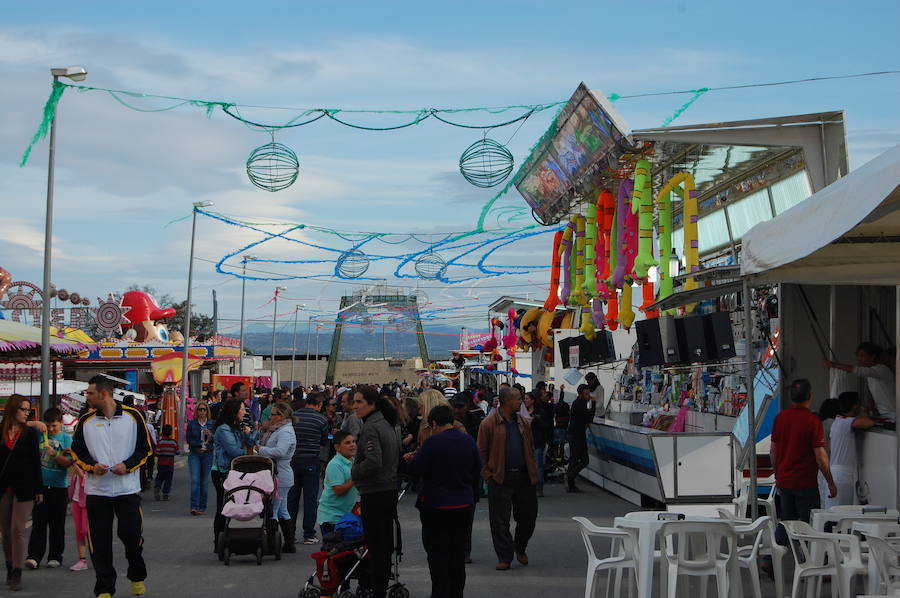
[660,88,708,128]
[20,80,66,167]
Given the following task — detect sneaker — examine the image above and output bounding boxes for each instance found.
[162,494,170,501]
[131,580,147,596]
[69,559,89,571]
[153,488,161,501]
[302,536,319,545]
[23,559,37,570]
[47,559,61,568]
[99,594,113,598]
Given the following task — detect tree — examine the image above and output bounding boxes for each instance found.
[125,285,215,342]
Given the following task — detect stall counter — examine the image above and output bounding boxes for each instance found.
[858,426,897,509]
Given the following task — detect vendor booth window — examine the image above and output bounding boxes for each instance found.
[697,211,730,253]
[726,189,772,239]
[770,171,812,214]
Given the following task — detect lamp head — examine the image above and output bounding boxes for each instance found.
[193,201,214,208]
[51,66,87,82]
[668,249,681,278]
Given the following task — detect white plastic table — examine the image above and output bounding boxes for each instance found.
[614,511,730,598]
[851,520,900,595]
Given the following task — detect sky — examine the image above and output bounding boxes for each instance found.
[2,0,899,339]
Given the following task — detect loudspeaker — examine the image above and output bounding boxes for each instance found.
[558,336,576,369]
[635,319,665,368]
[682,315,710,362]
[659,316,685,364]
[583,331,615,365]
[705,312,736,360]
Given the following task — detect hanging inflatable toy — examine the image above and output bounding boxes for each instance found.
[571,215,586,306]
[543,229,564,312]
[559,221,574,306]
[611,179,635,289]
[624,195,639,278]
[619,283,636,330]
[631,159,658,280]
[590,297,606,330]
[581,200,598,299]
[596,189,615,298]
[502,308,518,351]
[579,308,596,341]
[537,309,555,348]
[640,282,659,318]
[664,173,700,310]
[519,306,543,347]
[606,291,620,331]
[655,173,696,310]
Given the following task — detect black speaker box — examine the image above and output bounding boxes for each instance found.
[659,316,685,364]
[558,336,576,369]
[582,330,615,365]
[682,315,710,362]
[635,319,665,368]
[705,312,736,360]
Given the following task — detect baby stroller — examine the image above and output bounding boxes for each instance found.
[299,487,409,598]
[216,455,282,566]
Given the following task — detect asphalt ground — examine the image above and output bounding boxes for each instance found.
[10,457,786,598]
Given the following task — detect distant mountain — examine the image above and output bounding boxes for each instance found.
[229,328,459,360]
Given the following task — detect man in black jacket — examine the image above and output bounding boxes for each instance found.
[530,388,554,497]
[566,384,597,493]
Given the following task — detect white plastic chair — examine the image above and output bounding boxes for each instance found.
[733,476,777,519]
[659,520,741,598]
[864,535,900,595]
[782,520,865,598]
[718,510,788,598]
[573,516,639,598]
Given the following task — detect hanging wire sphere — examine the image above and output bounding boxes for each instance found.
[414,251,447,279]
[336,249,370,278]
[459,138,514,188]
[246,142,300,192]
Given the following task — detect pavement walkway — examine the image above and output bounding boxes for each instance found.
[12,458,785,597]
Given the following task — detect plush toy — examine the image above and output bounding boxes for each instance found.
[655,176,676,309]
[611,179,635,289]
[581,200,598,299]
[606,291,620,331]
[571,215,586,306]
[502,308,518,350]
[579,309,596,341]
[559,221,575,306]
[619,283,636,330]
[519,307,543,346]
[596,189,615,299]
[590,297,606,330]
[640,282,659,318]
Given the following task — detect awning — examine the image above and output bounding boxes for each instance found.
[741,144,900,285]
[0,320,93,356]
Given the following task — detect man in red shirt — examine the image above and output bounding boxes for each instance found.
[770,379,837,545]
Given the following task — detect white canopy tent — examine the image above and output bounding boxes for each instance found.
[741,143,900,506]
[742,144,900,284]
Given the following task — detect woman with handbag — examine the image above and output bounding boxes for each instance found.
[0,395,43,591]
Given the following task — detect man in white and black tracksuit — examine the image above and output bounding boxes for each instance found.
[71,376,152,598]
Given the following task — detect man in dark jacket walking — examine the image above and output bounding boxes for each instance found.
[477,386,538,571]
[566,384,597,493]
[530,388,554,497]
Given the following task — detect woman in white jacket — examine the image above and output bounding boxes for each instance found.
[257,403,297,553]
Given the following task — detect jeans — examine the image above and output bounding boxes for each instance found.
[272,484,292,521]
[566,433,589,487]
[154,465,174,494]
[487,471,538,564]
[421,506,471,598]
[360,490,397,598]
[27,486,68,563]
[287,460,321,539]
[85,493,146,597]
[552,429,567,458]
[534,446,546,487]
[188,451,214,511]
[775,486,820,545]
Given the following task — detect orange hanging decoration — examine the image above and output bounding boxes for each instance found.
[606,292,620,331]
[641,281,659,318]
[543,229,563,311]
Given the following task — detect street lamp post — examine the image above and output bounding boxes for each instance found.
[315,323,320,386]
[180,200,214,443]
[270,286,287,389]
[237,254,257,375]
[289,304,305,391]
[305,316,311,388]
[40,65,87,411]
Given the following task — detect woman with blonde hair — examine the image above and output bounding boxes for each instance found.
[186,400,215,516]
[414,390,465,449]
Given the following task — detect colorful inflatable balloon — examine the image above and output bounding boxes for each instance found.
[611,179,634,289]
[619,283,635,330]
[654,178,676,308]
[571,215,586,306]
[606,291,619,331]
[663,173,699,307]
[559,221,574,305]
[582,200,598,299]
[543,229,563,311]
[596,189,615,298]
[631,159,657,279]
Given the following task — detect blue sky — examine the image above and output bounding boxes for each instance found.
[2,1,899,337]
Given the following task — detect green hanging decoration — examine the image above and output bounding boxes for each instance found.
[20,80,66,167]
[246,141,300,192]
[459,138,515,188]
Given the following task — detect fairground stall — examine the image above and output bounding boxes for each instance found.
[742,143,900,508]
[499,81,848,508]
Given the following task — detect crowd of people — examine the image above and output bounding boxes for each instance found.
[0,373,603,597]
